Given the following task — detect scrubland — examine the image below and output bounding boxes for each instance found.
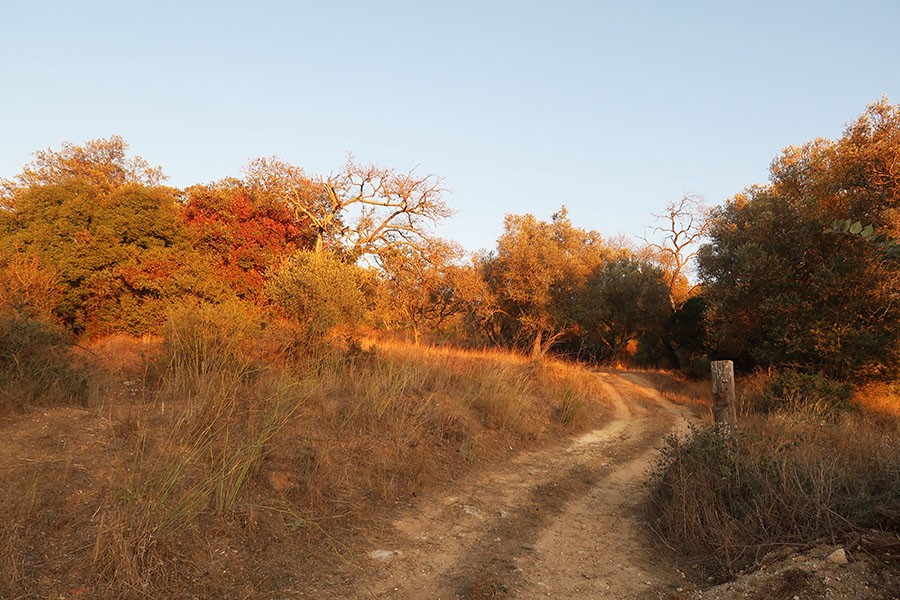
[0,303,612,599]
[645,370,900,580]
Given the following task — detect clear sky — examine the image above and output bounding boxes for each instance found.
[2,1,898,252]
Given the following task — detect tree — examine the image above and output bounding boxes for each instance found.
[644,193,710,309]
[480,208,610,357]
[0,180,230,334]
[829,220,900,259]
[243,155,452,264]
[574,256,672,363]
[1,135,165,200]
[375,238,465,344]
[0,137,236,335]
[698,99,900,379]
[182,181,314,299]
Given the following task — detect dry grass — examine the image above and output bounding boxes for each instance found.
[647,405,900,579]
[855,382,900,416]
[0,310,612,599]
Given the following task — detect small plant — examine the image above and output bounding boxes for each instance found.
[762,370,855,417]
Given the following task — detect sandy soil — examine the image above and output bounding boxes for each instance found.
[294,371,698,599]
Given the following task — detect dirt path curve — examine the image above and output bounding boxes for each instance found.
[313,371,698,600]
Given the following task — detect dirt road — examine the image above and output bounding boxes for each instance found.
[308,371,697,599]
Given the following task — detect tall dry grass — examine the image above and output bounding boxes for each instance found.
[0,306,613,599]
[90,303,311,594]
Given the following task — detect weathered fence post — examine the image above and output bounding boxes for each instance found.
[711,360,737,427]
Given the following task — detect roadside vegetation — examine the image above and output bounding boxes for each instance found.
[0,99,897,595]
[646,372,900,579]
[643,99,900,581]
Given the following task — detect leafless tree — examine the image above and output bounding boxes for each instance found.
[244,155,450,262]
[644,193,710,309]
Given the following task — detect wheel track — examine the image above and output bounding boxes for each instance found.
[307,371,697,599]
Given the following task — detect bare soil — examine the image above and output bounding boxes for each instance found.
[2,368,896,599]
[285,371,695,599]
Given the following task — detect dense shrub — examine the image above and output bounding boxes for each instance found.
[647,415,900,578]
[0,313,88,412]
[762,370,855,417]
[267,251,366,341]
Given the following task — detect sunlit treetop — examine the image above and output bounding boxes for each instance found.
[1,135,166,201]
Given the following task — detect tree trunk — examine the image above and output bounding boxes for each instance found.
[313,232,324,254]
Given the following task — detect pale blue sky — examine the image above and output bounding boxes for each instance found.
[2,1,898,252]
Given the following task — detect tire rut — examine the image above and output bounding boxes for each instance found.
[319,371,696,599]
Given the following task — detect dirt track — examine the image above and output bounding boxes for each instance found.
[306,371,697,599]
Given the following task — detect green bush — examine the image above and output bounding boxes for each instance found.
[0,313,88,412]
[762,370,855,416]
[267,251,365,341]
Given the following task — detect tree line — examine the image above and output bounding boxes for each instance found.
[2,99,898,381]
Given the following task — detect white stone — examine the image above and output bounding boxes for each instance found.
[826,548,849,565]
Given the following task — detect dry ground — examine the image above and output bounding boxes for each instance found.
[291,371,697,599]
[1,361,897,599]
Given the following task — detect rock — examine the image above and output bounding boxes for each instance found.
[267,471,292,492]
[826,548,849,565]
[369,549,399,561]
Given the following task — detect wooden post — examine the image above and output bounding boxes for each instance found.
[711,360,737,427]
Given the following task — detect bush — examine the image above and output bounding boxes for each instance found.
[762,370,855,417]
[267,251,366,341]
[647,415,900,578]
[0,313,88,412]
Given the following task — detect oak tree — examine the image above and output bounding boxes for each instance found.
[698,99,900,379]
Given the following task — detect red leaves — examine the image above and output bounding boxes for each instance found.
[181,186,314,298]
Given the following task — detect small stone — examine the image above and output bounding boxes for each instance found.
[369,549,399,560]
[826,548,849,565]
[267,471,292,492]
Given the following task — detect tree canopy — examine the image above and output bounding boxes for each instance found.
[698,99,900,379]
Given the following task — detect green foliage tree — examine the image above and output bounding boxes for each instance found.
[267,251,366,340]
[0,139,231,335]
[478,208,610,357]
[574,256,672,363]
[698,99,900,379]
